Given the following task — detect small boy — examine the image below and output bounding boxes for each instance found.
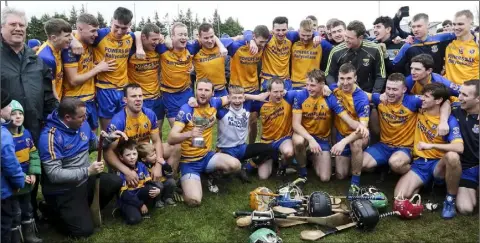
[136,143,177,207]
[116,140,162,225]
[6,100,42,243]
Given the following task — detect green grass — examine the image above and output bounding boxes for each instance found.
[39,119,479,243]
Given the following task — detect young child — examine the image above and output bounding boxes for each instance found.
[116,140,162,225]
[6,100,42,243]
[136,143,177,207]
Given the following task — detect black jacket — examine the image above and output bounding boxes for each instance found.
[376,37,405,76]
[1,41,58,144]
[325,41,386,93]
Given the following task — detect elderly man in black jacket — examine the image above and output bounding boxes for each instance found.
[1,6,58,223]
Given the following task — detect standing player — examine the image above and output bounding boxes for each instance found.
[167,79,241,206]
[453,80,479,216]
[406,54,460,96]
[128,24,165,129]
[306,15,318,30]
[393,13,456,75]
[245,16,320,91]
[326,19,346,46]
[444,10,479,85]
[328,64,370,192]
[252,78,297,179]
[62,13,116,132]
[293,69,367,181]
[190,23,230,97]
[394,83,464,219]
[227,25,270,144]
[290,19,332,89]
[156,23,194,127]
[37,18,73,100]
[105,84,178,188]
[372,16,404,75]
[92,7,135,131]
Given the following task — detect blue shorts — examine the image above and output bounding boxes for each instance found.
[411,158,442,184]
[162,88,193,118]
[311,136,331,151]
[96,88,125,119]
[271,136,292,152]
[179,151,216,177]
[336,132,352,157]
[85,99,98,130]
[365,142,411,166]
[261,78,293,91]
[214,88,228,98]
[460,166,479,188]
[219,144,247,160]
[143,96,165,120]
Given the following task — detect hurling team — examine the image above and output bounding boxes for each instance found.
[1,4,478,240]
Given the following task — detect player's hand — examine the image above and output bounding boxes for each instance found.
[140,204,148,214]
[323,85,332,96]
[101,130,128,141]
[417,142,433,151]
[191,126,203,138]
[25,175,32,184]
[219,46,228,57]
[70,38,84,55]
[437,121,450,136]
[164,37,173,50]
[149,187,161,198]
[313,36,321,47]
[379,93,387,104]
[159,34,165,44]
[29,175,36,185]
[355,124,370,139]
[126,170,139,187]
[136,48,146,60]
[150,163,163,181]
[308,138,322,155]
[95,59,116,72]
[249,40,258,55]
[404,35,414,44]
[392,36,403,45]
[330,142,346,156]
[188,97,199,107]
[88,161,104,176]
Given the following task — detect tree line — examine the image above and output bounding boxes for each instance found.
[26,4,244,41]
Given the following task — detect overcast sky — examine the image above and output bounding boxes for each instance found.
[1,1,478,30]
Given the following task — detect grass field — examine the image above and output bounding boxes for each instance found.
[39,120,479,243]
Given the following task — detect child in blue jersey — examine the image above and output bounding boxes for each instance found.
[116,140,162,225]
[5,100,42,242]
[136,143,177,207]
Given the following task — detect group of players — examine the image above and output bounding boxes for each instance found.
[1,3,479,240]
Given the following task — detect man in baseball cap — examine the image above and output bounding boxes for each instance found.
[27,39,42,52]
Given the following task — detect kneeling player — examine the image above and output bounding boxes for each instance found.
[167,78,241,206]
[252,78,297,180]
[452,80,479,216]
[328,63,370,191]
[292,69,366,182]
[394,83,464,219]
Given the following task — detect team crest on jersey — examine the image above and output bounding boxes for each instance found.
[117,40,123,47]
[450,83,460,91]
[362,58,370,67]
[176,110,186,121]
[398,109,405,114]
[108,124,117,133]
[126,40,131,45]
[143,122,148,129]
[458,47,464,55]
[431,45,438,53]
[25,138,32,147]
[139,172,145,180]
[363,105,370,115]
[453,127,460,135]
[473,124,479,134]
[431,124,437,130]
[80,132,88,141]
[470,49,476,54]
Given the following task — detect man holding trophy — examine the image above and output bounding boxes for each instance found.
[167,78,242,207]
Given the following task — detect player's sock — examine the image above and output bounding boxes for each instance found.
[299,167,307,178]
[350,175,360,186]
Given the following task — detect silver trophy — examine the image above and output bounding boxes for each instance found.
[191,116,208,148]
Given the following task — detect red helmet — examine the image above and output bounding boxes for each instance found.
[393,193,424,219]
